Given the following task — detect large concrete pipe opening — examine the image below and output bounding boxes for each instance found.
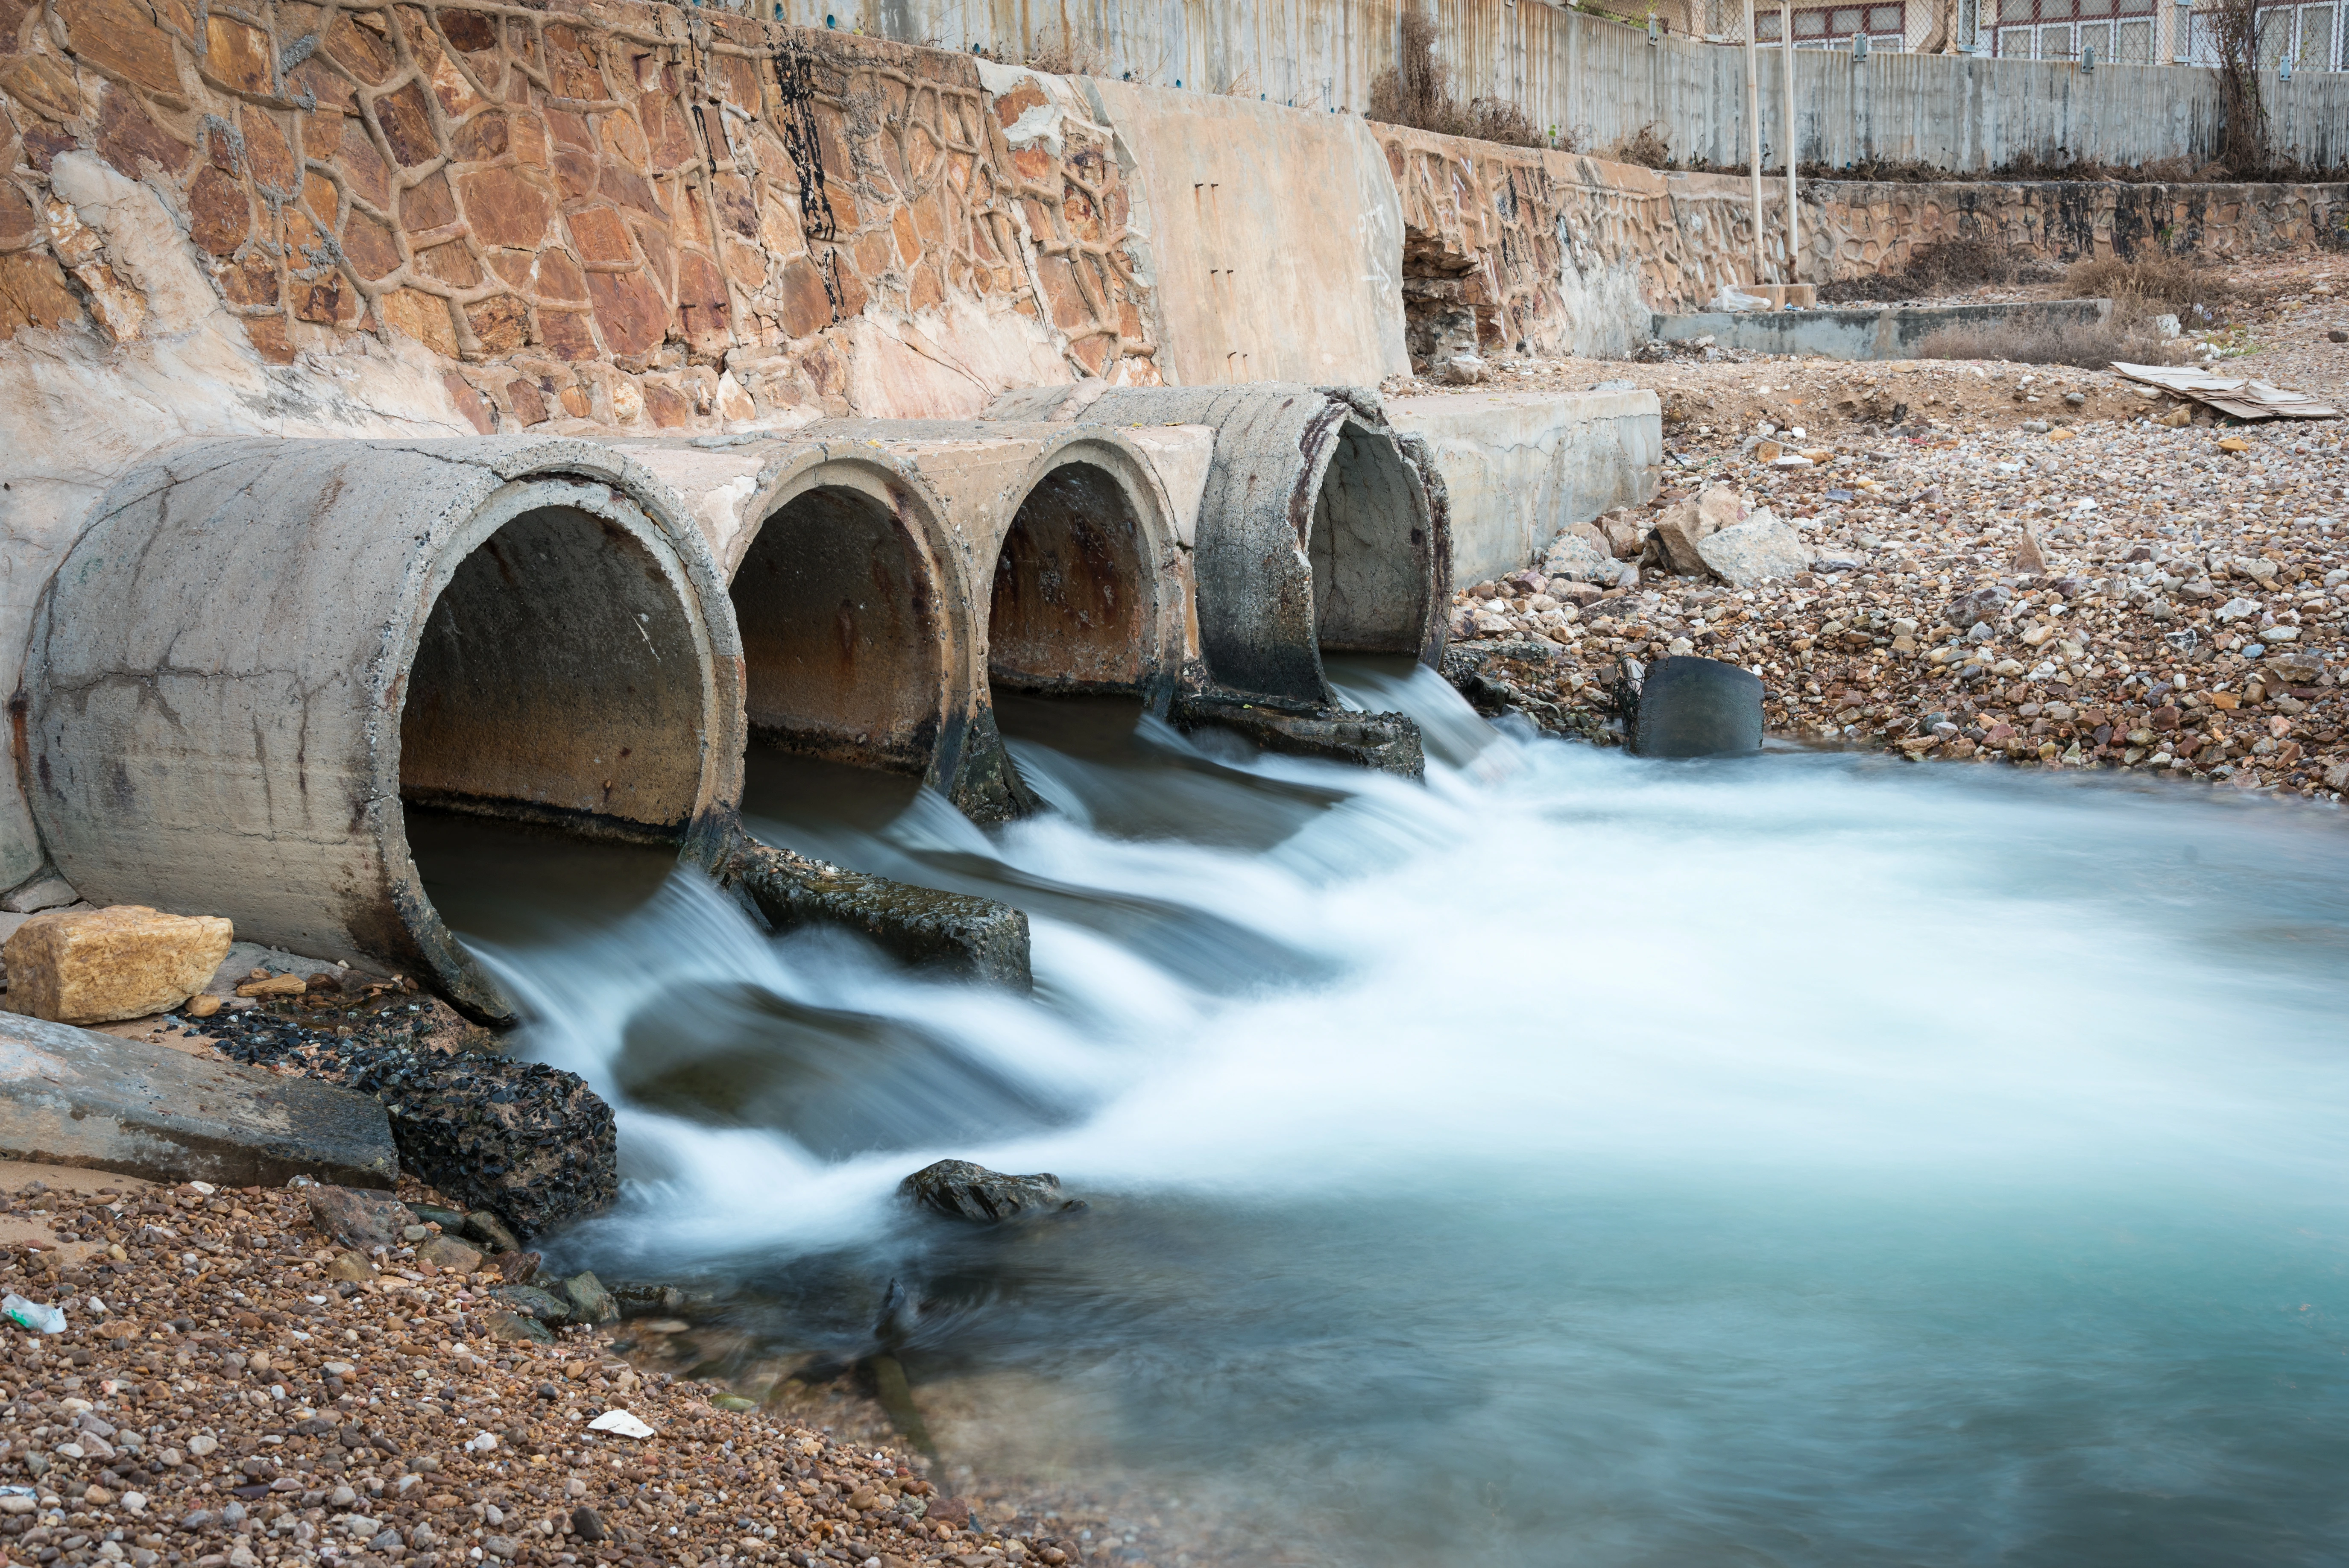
[989,460,1149,693]
[982,384,1445,707]
[402,505,709,836]
[731,484,946,776]
[23,438,742,1023]
[1309,421,1440,659]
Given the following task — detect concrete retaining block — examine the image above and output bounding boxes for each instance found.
[1385,389,1663,585]
[1651,299,2115,361]
[0,1014,397,1188]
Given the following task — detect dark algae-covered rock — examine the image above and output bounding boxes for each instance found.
[899,1159,1087,1222]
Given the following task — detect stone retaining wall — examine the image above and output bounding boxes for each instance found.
[1373,120,2347,365]
[0,0,1160,431]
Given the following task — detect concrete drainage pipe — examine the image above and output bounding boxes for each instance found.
[22,436,745,1022]
[621,421,1193,819]
[984,383,1448,706]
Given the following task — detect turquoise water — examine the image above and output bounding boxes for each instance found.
[425,671,2349,1568]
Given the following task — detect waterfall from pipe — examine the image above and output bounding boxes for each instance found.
[422,666,2349,1568]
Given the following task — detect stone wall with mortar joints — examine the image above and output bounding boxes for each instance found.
[1377,126,1761,362]
[1375,122,2348,362]
[1803,179,2349,279]
[0,0,1159,431]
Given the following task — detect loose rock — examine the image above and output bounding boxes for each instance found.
[900,1160,1086,1223]
[2,905,232,1025]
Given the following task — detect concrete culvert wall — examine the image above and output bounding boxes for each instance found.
[1310,423,1441,655]
[24,437,743,1023]
[990,461,1146,693]
[984,384,1444,705]
[732,479,949,776]
[403,506,710,834]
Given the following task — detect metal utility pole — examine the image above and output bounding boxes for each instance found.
[1746,0,1762,284]
[1783,2,1798,282]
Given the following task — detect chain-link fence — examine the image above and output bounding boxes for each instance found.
[1690,0,2338,67]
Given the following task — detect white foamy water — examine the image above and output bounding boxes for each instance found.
[431,671,2349,1567]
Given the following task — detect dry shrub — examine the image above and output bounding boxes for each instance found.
[1815,233,2044,303]
[1606,123,1672,169]
[2064,253,2237,324]
[1904,236,2032,289]
[1019,38,1105,76]
[1369,10,1546,149]
[1912,314,2183,368]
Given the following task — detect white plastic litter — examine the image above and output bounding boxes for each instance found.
[3,1295,65,1334]
[587,1410,656,1440]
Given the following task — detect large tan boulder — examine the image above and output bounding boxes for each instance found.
[1651,486,1749,576]
[3,905,234,1024]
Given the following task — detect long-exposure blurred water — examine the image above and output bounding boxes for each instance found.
[414,666,2349,1568]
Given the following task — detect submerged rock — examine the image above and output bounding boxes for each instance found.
[899,1159,1087,1223]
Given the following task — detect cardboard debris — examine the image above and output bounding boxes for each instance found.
[2111,363,2341,421]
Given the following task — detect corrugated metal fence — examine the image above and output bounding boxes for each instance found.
[748,0,2349,169]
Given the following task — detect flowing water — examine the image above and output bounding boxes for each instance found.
[415,667,2349,1568]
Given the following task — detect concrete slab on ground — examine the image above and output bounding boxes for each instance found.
[0,1012,395,1188]
[1652,298,2114,360]
[1386,389,1662,585]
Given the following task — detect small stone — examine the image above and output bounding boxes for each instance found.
[324,1252,373,1282]
[233,973,304,998]
[185,993,223,1018]
[2013,525,2047,575]
[899,1161,1085,1223]
[414,1236,482,1275]
[308,1185,408,1252]
[570,1508,606,1543]
[2217,436,2250,453]
[187,1435,218,1458]
[561,1270,619,1325]
[482,1311,552,1344]
[464,1209,524,1254]
[3,905,234,1024]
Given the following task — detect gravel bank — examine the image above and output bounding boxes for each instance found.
[1421,258,2349,795]
[0,1162,1070,1568]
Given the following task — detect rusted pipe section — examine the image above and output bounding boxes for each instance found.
[619,420,1197,819]
[981,383,1447,708]
[22,437,746,1022]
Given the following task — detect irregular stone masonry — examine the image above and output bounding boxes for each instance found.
[1374,121,2348,364]
[0,0,1157,430]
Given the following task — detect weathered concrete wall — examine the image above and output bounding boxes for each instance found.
[1073,75,1409,385]
[762,0,2349,172]
[1653,298,2113,360]
[1386,389,1659,588]
[1379,126,1758,358]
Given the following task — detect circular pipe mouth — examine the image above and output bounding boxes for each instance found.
[1307,416,1440,662]
[726,453,967,782]
[985,443,1183,701]
[388,474,729,1020]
